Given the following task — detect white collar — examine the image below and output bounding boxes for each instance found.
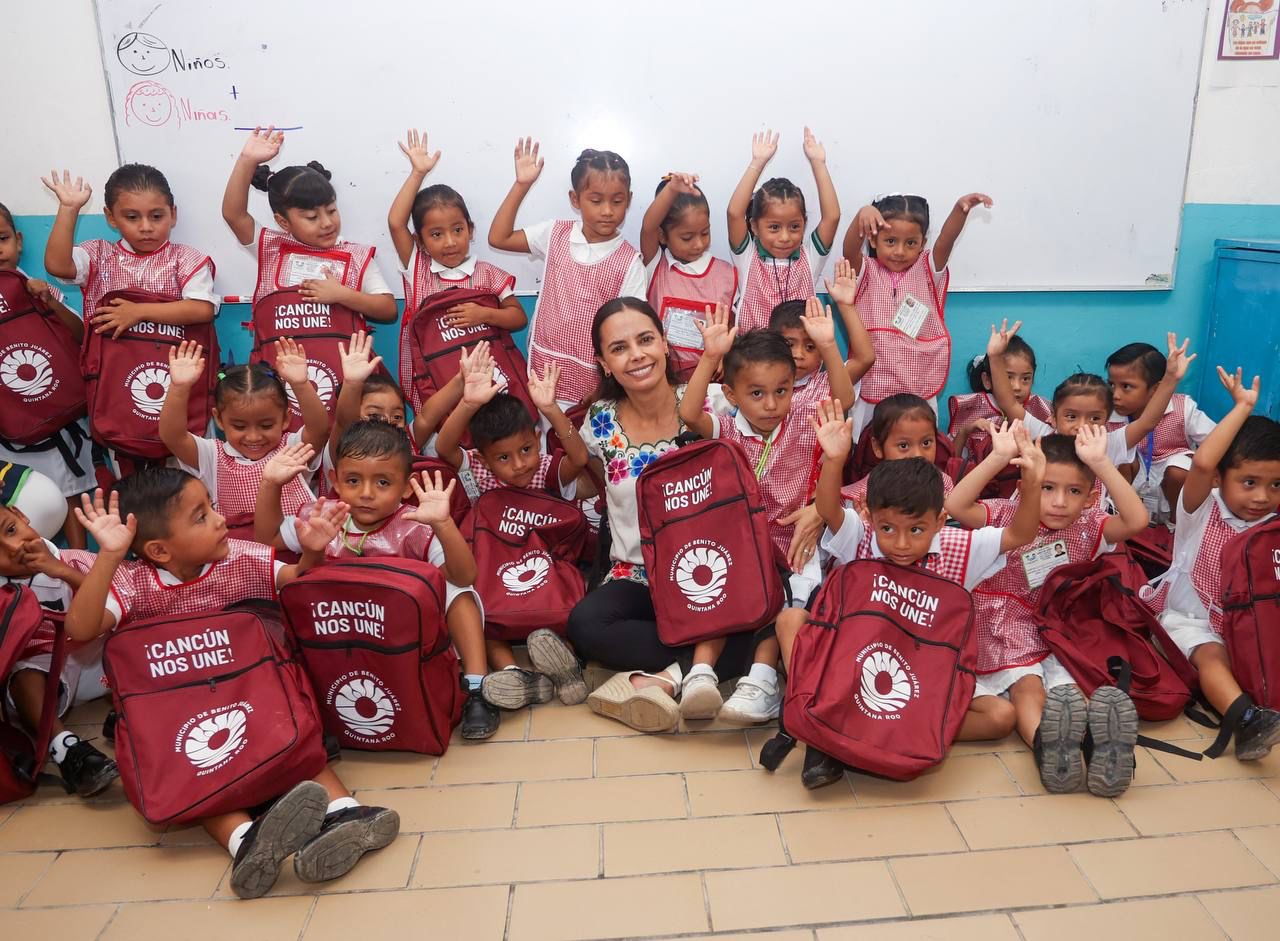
[665,250,712,276]
[1212,490,1276,530]
[429,255,477,278]
[732,408,785,443]
[156,562,214,586]
[220,439,262,465]
[568,221,623,250]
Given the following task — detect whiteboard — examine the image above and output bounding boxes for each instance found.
[93,0,1208,296]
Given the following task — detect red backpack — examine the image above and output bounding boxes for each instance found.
[102,603,327,826]
[775,560,978,781]
[637,438,785,646]
[464,487,587,640]
[1127,524,1174,581]
[1219,517,1280,710]
[81,290,218,460]
[0,271,86,444]
[0,586,66,805]
[279,559,463,755]
[406,288,534,418]
[1036,551,1196,721]
[251,288,367,430]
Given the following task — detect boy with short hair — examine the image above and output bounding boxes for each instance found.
[65,472,398,900]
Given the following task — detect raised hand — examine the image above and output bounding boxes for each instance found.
[460,342,500,407]
[854,204,889,240]
[338,330,382,383]
[989,419,1021,463]
[694,302,735,360]
[41,170,92,210]
[398,128,441,175]
[955,193,993,214]
[1164,333,1197,382]
[73,489,136,556]
[801,296,836,348]
[239,126,284,164]
[528,363,562,413]
[1074,422,1109,469]
[1010,427,1046,483]
[514,137,544,185]
[1217,366,1261,410]
[262,441,316,485]
[987,319,1022,358]
[802,126,826,164]
[408,470,457,527]
[824,257,857,307]
[665,172,700,195]
[811,398,853,460]
[297,498,348,552]
[167,341,206,389]
[273,338,310,386]
[750,129,780,167]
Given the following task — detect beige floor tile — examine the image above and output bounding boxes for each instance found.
[1198,885,1280,941]
[1014,897,1226,940]
[509,873,707,941]
[892,846,1097,915]
[65,698,112,724]
[1235,825,1280,877]
[22,845,229,905]
[781,804,967,863]
[1141,716,1216,742]
[159,823,217,846]
[355,783,517,832]
[1268,778,1280,799]
[0,852,56,906]
[102,896,314,940]
[0,800,163,851]
[1069,831,1277,898]
[657,934,811,941]
[0,806,13,829]
[413,824,598,887]
[947,794,1137,850]
[706,860,904,931]
[332,750,437,789]
[604,814,785,876]
[518,775,687,827]
[1116,779,1280,835]
[948,735,1030,755]
[686,767,856,817]
[432,739,594,785]
[451,708,529,743]
[1001,746,1172,794]
[528,703,643,740]
[596,731,752,777]
[818,913,1019,940]
[1151,747,1280,783]
[215,833,419,898]
[305,885,509,941]
[0,904,115,938]
[852,754,1019,806]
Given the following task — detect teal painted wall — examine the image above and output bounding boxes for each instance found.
[15,202,1280,429]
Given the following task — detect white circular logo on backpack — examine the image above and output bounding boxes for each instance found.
[333,676,397,737]
[500,551,551,595]
[286,362,336,411]
[853,643,919,718]
[128,364,170,415]
[672,541,730,608]
[0,345,54,399]
[183,707,248,769]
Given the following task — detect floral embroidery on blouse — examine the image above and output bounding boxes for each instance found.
[607,560,648,586]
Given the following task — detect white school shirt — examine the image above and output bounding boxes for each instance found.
[1163,491,1273,620]
[821,511,1008,590]
[523,220,648,299]
[398,249,516,299]
[68,240,219,311]
[175,430,322,508]
[643,249,714,280]
[243,226,392,296]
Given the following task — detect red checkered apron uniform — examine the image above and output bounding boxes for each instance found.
[1107,394,1192,475]
[214,438,315,533]
[108,540,278,624]
[855,251,950,404]
[735,246,816,334]
[252,229,375,305]
[302,504,436,562]
[854,524,976,584]
[647,254,737,376]
[1190,502,1253,634]
[462,450,560,502]
[719,414,820,556]
[972,500,1107,673]
[949,392,1053,458]
[398,255,516,399]
[842,471,955,508]
[78,240,213,325]
[528,221,637,404]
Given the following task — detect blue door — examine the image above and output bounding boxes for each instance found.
[1200,239,1280,422]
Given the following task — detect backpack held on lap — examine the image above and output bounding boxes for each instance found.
[1219,517,1280,710]
[0,271,86,445]
[0,586,66,805]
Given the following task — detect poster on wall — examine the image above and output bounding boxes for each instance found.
[1218,1,1280,60]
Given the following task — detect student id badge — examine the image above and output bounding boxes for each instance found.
[892,294,930,339]
[1020,540,1070,589]
[660,298,707,353]
[278,250,350,287]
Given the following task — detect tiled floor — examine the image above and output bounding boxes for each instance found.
[3,695,1280,939]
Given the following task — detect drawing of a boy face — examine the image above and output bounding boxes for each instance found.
[126,81,176,127]
[117,32,170,76]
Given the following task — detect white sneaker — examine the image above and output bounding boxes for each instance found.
[679,671,723,720]
[718,676,781,724]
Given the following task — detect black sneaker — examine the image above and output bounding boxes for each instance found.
[293,805,400,884]
[1036,685,1087,794]
[101,710,117,744]
[461,688,500,741]
[1084,686,1139,797]
[229,780,328,900]
[527,629,587,705]
[1236,707,1280,761]
[801,745,845,790]
[57,738,119,797]
[481,668,553,711]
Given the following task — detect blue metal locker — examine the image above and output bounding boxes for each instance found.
[1199,239,1280,422]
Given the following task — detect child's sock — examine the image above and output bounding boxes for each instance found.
[748,663,779,687]
[464,674,484,692]
[49,731,78,764]
[326,796,359,815]
[227,820,253,857]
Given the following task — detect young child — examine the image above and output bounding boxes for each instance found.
[489,140,647,405]
[947,424,1151,796]
[222,128,397,322]
[1146,368,1280,761]
[840,394,956,507]
[259,421,502,741]
[65,475,397,899]
[325,331,411,484]
[773,399,1044,788]
[1105,341,1216,522]
[387,129,526,407]
[949,334,1053,462]
[160,341,325,542]
[640,173,736,376]
[841,192,992,436]
[0,504,116,796]
[677,300,858,722]
[726,129,840,333]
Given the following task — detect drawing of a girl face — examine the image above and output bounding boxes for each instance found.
[125,81,177,127]
[117,32,170,76]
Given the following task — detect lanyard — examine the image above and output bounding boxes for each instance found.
[767,254,797,307]
[340,525,371,557]
[753,417,786,480]
[1141,430,1155,473]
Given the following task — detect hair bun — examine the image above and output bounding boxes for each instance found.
[576,148,599,161]
[250,164,273,192]
[306,161,332,181]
